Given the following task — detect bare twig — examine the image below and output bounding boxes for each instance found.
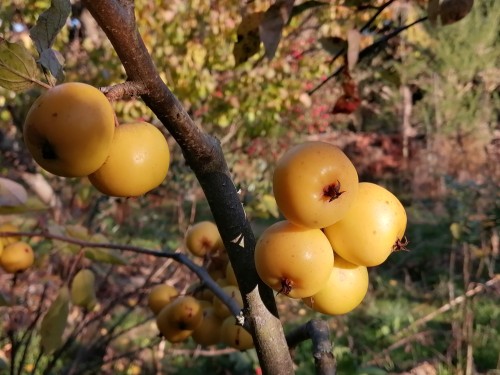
[100,81,148,101]
[309,16,428,95]
[0,230,241,317]
[394,275,500,341]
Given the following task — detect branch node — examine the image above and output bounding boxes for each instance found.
[100,81,148,101]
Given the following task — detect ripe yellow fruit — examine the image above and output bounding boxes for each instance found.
[207,253,228,280]
[254,220,334,298]
[323,182,407,267]
[0,241,35,273]
[303,256,369,315]
[185,221,223,257]
[213,285,244,319]
[147,284,179,315]
[23,82,115,177]
[0,224,21,247]
[192,305,223,346]
[221,316,254,350]
[187,282,214,302]
[88,122,170,197]
[156,296,203,343]
[273,141,359,229]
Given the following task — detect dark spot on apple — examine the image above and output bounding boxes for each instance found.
[41,140,58,160]
[178,322,188,330]
[52,112,58,117]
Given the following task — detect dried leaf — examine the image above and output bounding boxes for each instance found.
[319,36,347,56]
[427,0,440,26]
[259,0,295,60]
[0,40,38,92]
[0,178,28,207]
[439,0,474,25]
[233,12,264,65]
[347,29,361,70]
[40,286,69,354]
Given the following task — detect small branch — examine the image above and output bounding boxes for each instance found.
[167,347,238,357]
[100,81,149,101]
[360,0,397,34]
[309,16,428,95]
[393,275,500,341]
[0,230,242,317]
[326,0,397,68]
[366,330,433,366]
[287,319,336,375]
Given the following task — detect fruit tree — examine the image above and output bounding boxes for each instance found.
[0,0,488,374]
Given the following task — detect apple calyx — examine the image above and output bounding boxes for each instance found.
[278,278,293,296]
[323,180,345,202]
[41,140,58,160]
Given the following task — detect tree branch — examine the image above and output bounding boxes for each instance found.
[81,1,294,373]
[0,230,241,318]
[287,319,336,375]
[309,16,428,95]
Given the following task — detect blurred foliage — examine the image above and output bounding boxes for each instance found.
[0,0,499,374]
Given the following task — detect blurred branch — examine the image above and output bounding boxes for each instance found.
[309,16,428,95]
[393,275,500,341]
[287,319,336,375]
[0,230,242,318]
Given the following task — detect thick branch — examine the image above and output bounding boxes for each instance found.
[287,319,336,375]
[79,2,294,373]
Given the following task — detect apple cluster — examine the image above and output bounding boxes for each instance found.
[255,141,408,315]
[0,223,35,274]
[23,82,170,197]
[147,221,253,350]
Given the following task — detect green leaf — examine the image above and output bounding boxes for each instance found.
[71,269,97,310]
[356,367,388,375]
[30,0,71,53]
[39,48,65,82]
[84,234,127,265]
[258,194,279,218]
[0,40,39,92]
[30,0,71,80]
[40,286,69,354]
